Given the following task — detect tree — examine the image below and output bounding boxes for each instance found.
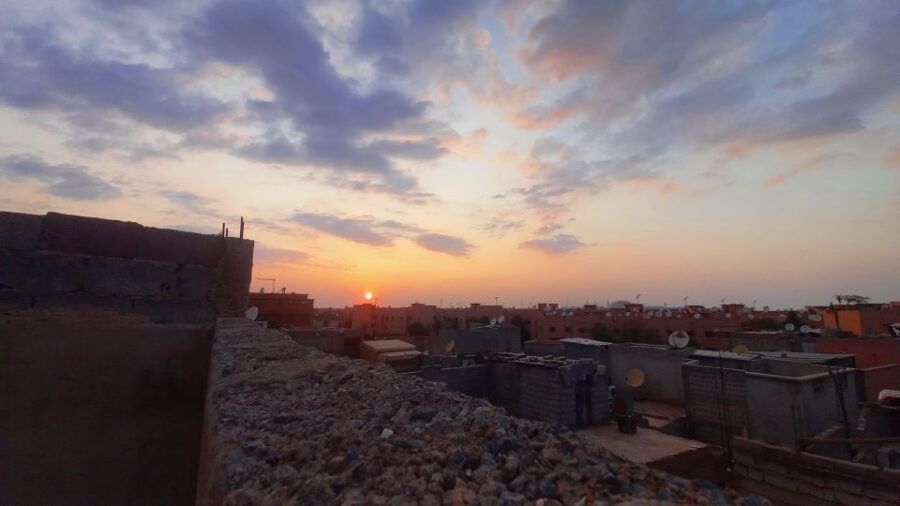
[407,322,429,336]
[591,323,613,341]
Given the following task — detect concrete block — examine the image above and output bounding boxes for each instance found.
[132,297,216,323]
[796,481,835,501]
[38,212,141,258]
[0,251,86,292]
[0,289,31,308]
[0,212,42,251]
[177,264,212,298]
[763,470,798,491]
[136,227,222,268]
[33,292,134,314]
[86,257,177,296]
[733,451,754,466]
[833,477,863,494]
[834,491,871,506]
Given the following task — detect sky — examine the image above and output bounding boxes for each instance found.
[1,0,899,309]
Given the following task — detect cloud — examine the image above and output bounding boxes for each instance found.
[0,154,121,200]
[481,217,525,238]
[0,27,227,132]
[292,211,474,256]
[514,0,900,186]
[254,246,311,265]
[412,233,473,256]
[159,190,218,216]
[291,212,416,246]
[520,234,586,254]
[185,0,441,194]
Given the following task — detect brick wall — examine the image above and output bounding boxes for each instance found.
[682,362,749,444]
[0,212,253,322]
[730,436,900,505]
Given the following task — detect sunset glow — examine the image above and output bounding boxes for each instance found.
[0,0,898,308]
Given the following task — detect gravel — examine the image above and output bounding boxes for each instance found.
[202,319,769,505]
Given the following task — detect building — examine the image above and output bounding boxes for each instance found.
[359,339,422,371]
[247,292,314,328]
[683,354,859,448]
[432,325,522,355]
[814,301,900,336]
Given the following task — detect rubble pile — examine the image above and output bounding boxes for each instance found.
[203,319,768,505]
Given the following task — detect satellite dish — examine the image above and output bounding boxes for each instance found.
[725,313,731,319]
[733,344,751,354]
[445,340,455,353]
[244,306,259,321]
[665,311,672,317]
[605,312,612,318]
[490,317,498,325]
[626,369,646,389]
[748,314,755,319]
[785,323,796,331]
[693,313,701,320]
[763,305,770,312]
[778,314,786,319]
[668,330,690,349]
[808,314,822,322]
[498,315,505,323]
[625,312,631,317]
[800,325,811,334]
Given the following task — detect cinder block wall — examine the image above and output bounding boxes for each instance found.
[0,212,253,322]
[682,362,749,445]
[420,364,490,397]
[731,436,900,505]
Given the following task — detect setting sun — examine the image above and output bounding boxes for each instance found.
[364,292,373,301]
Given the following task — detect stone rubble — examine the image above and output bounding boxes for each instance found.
[204,319,769,505]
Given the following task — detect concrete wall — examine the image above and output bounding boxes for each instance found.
[682,361,750,445]
[524,340,562,356]
[0,211,253,322]
[487,360,609,427]
[731,436,900,505]
[434,326,522,355]
[609,344,691,404]
[0,316,213,505]
[420,364,490,397]
[745,364,858,446]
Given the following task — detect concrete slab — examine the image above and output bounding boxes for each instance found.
[578,424,706,464]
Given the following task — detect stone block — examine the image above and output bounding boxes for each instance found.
[38,212,142,258]
[177,264,212,298]
[0,251,86,292]
[0,212,42,251]
[834,491,871,506]
[86,257,177,296]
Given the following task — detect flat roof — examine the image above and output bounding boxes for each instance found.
[361,339,416,352]
[381,350,422,361]
[578,425,707,464]
[561,337,612,346]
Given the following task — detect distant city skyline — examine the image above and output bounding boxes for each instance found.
[2,0,898,309]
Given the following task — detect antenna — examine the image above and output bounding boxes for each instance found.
[244,306,259,321]
[668,330,690,349]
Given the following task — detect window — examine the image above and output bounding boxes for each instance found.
[549,326,556,333]
[565,327,572,333]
